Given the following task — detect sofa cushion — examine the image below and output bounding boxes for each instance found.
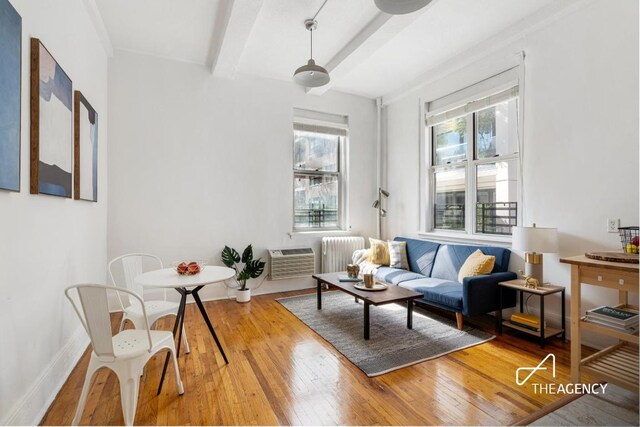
[398,277,463,311]
[431,244,511,283]
[375,267,425,285]
[393,237,440,277]
[388,240,409,270]
[368,238,390,265]
[457,249,495,283]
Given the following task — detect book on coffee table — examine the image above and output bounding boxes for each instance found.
[338,275,363,282]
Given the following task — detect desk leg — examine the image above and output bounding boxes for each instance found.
[364,302,370,340]
[561,288,566,341]
[539,295,545,349]
[157,289,187,396]
[317,279,322,310]
[192,289,229,365]
[570,265,581,383]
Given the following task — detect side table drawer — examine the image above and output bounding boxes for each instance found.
[580,267,638,291]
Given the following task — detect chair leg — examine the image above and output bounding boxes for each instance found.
[455,312,464,330]
[169,347,185,395]
[72,358,100,426]
[182,324,190,354]
[117,368,141,426]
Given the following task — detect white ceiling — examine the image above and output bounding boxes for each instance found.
[94,0,568,99]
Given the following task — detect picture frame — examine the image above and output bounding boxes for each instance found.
[74,91,98,202]
[0,0,22,193]
[30,37,73,198]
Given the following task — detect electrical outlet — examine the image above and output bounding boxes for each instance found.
[607,218,619,233]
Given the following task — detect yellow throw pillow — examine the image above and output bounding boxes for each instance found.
[368,238,390,265]
[458,249,495,283]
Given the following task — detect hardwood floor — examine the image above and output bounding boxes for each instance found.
[41,289,594,426]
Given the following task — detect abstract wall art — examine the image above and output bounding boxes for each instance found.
[74,91,98,202]
[0,0,22,192]
[30,38,73,198]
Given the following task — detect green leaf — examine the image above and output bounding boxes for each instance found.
[247,259,266,279]
[241,244,253,263]
[221,245,240,267]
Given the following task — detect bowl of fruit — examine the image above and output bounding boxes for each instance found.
[174,261,206,276]
[619,226,640,254]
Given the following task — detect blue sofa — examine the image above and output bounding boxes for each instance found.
[375,237,517,329]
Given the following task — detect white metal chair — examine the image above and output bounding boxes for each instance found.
[108,253,189,354]
[65,284,184,426]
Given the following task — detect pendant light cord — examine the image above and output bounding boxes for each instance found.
[310,28,313,60]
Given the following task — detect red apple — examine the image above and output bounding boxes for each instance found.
[187,262,200,274]
[177,262,188,275]
[632,236,639,246]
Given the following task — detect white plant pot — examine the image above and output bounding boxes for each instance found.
[236,288,251,303]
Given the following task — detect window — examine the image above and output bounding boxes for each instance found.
[426,83,520,236]
[293,121,346,230]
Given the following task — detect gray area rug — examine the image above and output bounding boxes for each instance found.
[526,384,639,426]
[277,291,494,377]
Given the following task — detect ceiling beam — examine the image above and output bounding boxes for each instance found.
[207,0,264,77]
[307,1,438,96]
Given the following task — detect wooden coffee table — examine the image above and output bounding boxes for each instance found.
[313,272,422,340]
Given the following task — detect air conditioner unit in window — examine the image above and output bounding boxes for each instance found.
[268,248,315,280]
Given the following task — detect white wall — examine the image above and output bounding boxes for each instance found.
[0,0,108,425]
[383,0,638,348]
[108,51,377,301]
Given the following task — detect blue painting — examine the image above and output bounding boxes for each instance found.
[32,38,73,198]
[74,91,98,202]
[0,0,21,192]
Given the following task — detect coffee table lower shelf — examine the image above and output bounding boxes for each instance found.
[581,342,639,393]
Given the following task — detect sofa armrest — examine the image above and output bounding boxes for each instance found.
[462,271,517,316]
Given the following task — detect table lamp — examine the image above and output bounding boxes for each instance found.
[512,223,559,284]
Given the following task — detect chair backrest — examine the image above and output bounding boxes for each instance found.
[108,253,164,309]
[65,284,152,361]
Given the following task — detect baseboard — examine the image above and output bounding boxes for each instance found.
[2,326,89,426]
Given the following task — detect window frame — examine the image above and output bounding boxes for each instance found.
[292,118,348,232]
[421,76,523,243]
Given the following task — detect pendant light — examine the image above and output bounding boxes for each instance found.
[374,0,432,15]
[293,19,330,88]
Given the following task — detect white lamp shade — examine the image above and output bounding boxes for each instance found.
[512,226,559,253]
[293,59,330,87]
[374,0,432,15]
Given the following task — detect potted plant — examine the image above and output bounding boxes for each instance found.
[221,244,266,303]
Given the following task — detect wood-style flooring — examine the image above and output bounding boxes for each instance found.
[41,289,595,426]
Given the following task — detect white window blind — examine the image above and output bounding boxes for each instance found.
[426,85,519,127]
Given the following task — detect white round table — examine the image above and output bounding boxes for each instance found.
[135,266,235,394]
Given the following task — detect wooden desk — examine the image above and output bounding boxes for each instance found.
[560,255,639,392]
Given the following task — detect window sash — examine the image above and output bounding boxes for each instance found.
[292,120,345,231]
[428,105,519,236]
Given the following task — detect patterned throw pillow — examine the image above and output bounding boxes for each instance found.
[458,249,495,283]
[368,238,390,265]
[388,241,409,270]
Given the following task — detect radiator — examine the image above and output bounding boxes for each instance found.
[321,236,365,273]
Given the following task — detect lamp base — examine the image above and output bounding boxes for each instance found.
[524,259,543,285]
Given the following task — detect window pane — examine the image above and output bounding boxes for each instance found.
[433,117,467,165]
[476,160,518,235]
[475,98,518,159]
[294,130,339,172]
[434,168,465,230]
[294,173,338,229]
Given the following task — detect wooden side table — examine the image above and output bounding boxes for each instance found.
[497,279,566,348]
